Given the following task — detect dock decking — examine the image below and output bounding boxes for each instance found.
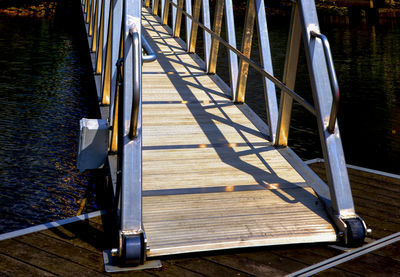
[1,163,399,276]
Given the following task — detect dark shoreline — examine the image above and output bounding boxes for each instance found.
[1,0,400,21]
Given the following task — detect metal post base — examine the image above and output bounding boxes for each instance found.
[103,250,162,273]
[330,214,368,247]
[343,218,367,247]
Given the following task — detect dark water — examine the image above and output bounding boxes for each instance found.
[213,16,400,175]
[0,6,399,234]
[324,22,400,174]
[0,2,100,233]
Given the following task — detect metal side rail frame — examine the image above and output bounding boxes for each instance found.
[110,21,157,267]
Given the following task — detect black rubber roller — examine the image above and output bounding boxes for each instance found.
[345,218,366,247]
[121,234,145,266]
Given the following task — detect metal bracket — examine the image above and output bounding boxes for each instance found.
[326,211,369,247]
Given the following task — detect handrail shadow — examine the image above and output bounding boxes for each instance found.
[140,10,330,217]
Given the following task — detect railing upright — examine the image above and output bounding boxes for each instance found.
[276,3,302,146]
[91,0,100,51]
[88,0,94,28]
[109,0,123,127]
[208,0,224,74]
[100,0,114,105]
[184,0,192,49]
[107,0,156,265]
[95,0,110,75]
[234,0,278,143]
[84,0,89,15]
[152,0,159,15]
[188,0,201,53]
[171,0,177,33]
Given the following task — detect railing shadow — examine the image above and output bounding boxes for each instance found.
[140,9,328,217]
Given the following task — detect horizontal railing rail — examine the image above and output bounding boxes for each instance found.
[166,0,316,115]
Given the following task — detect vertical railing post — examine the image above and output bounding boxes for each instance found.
[118,0,144,264]
[111,55,122,153]
[172,0,177,33]
[109,0,123,126]
[162,0,169,25]
[224,0,238,100]
[173,0,184,37]
[88,0,94,29]
[96,0,109,75]
[276,3,301,146]
[160,0,165,21]
[208,0,224,74]
[91,0,100,52]
[201,0,211,70]
[85,0,90,15]
[152,0,159,15]
[254,0,278,144]
[188,0,201,53]
[235,0,256,103]
[101,0,114,105]
[184,0,192,48]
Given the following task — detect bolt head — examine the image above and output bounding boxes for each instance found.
[111,248,119,256]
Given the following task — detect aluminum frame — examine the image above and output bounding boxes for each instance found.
[276,3,301,146]
[145,0,366,243]
[297,0,357,227]
[101,0,114,105]
[121,0,143,237]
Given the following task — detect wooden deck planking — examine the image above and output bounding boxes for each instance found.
[1,164,400,275]
[138,8,337,257]
[310,162,400,241]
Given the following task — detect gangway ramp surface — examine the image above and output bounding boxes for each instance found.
[139,9,337,257]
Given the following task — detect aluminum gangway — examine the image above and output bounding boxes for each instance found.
[78,0,369,268]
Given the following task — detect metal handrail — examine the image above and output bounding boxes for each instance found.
[129,29,141,139]
[310,31,340,134]
[166,0,316,115]
[142,36,157,63]
[128,31,157,139]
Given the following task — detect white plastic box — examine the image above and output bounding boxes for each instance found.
[77,118,109,172]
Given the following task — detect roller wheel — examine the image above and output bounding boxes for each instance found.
[345,218,365,247]
[121,234,144,266]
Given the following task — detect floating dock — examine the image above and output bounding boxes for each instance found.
[0,163,399,275]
